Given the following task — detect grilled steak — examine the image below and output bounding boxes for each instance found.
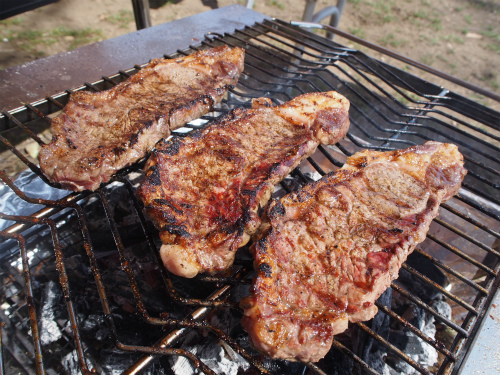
[240,141,467,362]
[137,91,350,278]
[39,46,245,191]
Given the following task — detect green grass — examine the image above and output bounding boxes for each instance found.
[373,0,397,23]
[105,10,134,29]
[441,34,465,44]
[347,0,363,6]
[0,17,25,26]
[477,72,499,90]
[479,26,500,54]
[348,27,365,39]
[350,0,398,24]
[266,0,285,10]
[420,53,435,65]
[419,35,440,45]
[379,33,408,48]
[411,9,442,31]
[486,43,500,54]
[3,26,103,53]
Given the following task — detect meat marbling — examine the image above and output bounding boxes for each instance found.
[240,141,467,362]
[39,45,245,191]
[136,91,350,278]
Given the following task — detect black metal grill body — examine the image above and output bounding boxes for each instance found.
[0,17,499,375]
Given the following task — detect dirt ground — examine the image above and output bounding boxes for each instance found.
[0,0,499,100]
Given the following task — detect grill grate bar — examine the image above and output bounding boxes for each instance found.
[412,248,489,295]
[446,272,500,374]
[122,345,218,375]
[1,213,94,373]
[0,135,49,187]
[0,17,499,375]
[401,263,478,314]
[424,107,500,145]
[356,321,432,375]
[46,96,65,109]
[1,110,45,146]
[119,69,132,78]
[118,177,243,308]
[97,189,156,319]
[441,202,500,239]
[390,283,468,337]
[427,234,496,276]
[462,169,500,194]
[255,21,500,150]
[330,339,380,375]
[233,28,500,193]
[0,231,44,374]
[434,217,500,257]
[0,322,4,375]
[23,103,52,126]
[456,189,500,221]
[375,301,457,361]
[83,82,100,92]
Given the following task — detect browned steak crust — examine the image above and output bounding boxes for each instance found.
[240,141,467,362]
[136,91,350,278]
[38,46,245,191]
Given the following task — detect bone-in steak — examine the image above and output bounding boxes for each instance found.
[39,46,245,191]
[240,141,467,362]
[136,91,350,278]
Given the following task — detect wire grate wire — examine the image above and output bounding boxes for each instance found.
[0,18,499,375]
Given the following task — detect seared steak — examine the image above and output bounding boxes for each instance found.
[137,91,350,278]
[39,45,245,191]
[240,141,467,362]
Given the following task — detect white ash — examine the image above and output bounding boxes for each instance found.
[39,281,63,345]
[431,298,452,320]
[386,303,439,375]
[170,331,250,375]
[61,350,81,375]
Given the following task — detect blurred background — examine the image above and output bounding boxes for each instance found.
[0,0,499,99]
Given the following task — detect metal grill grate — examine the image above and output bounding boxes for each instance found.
[0,18,499,375]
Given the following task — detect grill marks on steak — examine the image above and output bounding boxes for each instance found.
[136,91,350,278]
[38,45,245,191]
[240,141,467,362]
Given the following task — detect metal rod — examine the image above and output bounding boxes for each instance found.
[356,322,432,375]
[123,284,233,374]
[130,0,151,30]
[291,21,500,102]
[0,323,4,375]
[0,233,45,374]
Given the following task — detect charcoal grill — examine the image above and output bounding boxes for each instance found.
[1,5,499,375]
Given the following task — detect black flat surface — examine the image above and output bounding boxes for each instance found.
[0,5,267,111]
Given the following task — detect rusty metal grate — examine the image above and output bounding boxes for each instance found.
[0,18,499,375]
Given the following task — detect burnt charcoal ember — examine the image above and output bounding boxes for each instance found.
[385,294,440,374]
[354,261,452,375]
[386,306,438,374]
[176,307,251,374]
[316,343,355,375]
[398,251,449,303]
[80,314,109,342]
[169,305,307,375]
[272,172,320,200]
[431,298,452,320]
[356,288,392,374]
